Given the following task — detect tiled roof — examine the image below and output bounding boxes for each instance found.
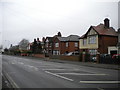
[67,35,80,41]
[58,35,80,42]
[80,24,118,39]
[92,24,118,36]
[46,37,53,42]
[57,37,67,41]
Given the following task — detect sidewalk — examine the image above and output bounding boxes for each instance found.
[44,58,120,70]
[3,55,120,70]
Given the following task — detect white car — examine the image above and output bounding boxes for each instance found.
[66,52,79,56]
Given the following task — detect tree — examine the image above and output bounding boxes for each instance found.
[32,38,42,54]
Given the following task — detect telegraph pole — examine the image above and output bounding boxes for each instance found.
[118,28,120,54]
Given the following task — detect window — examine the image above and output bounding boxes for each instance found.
[53,50,60,55]
[89,49,97,55]
[66,42,68,47]
[88,36,96,44]
[83,39,87,45]
[75,42,78,47]
[55,43,59,47]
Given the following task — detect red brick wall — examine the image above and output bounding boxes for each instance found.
[67,42,79,52]
[50,55,79,61]
[98,35,118,54]
[32,54,45,58]
[53,37,79,55]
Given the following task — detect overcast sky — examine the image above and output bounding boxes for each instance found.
[0,0,119,48]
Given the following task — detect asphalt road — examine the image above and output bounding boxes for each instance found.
[2,55,120,89]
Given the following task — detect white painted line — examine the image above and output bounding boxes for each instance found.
[55,73,107,76]
[4,71,19,88]
[18,62,24,65]
[11,62,15,64]
[45,71,74,82]
[79,81,120,84]
[42,69,66,71]
[34,67,39,71]
[26,65,39,71]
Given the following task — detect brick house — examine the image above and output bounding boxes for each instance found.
[79,18,118,56]
[43,32,62,55]
[44,37,54,55]
[43,32,80,55]
[53,35,80,55]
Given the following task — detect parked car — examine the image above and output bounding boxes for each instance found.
[66,52,79,56]
[91,56,97,62]
[112,54,120,59]
[112,54,120,64]
[21,53,28,56]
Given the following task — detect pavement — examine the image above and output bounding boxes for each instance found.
[45,58,120,70]
[9,55,120,70]
[2,54,120,70]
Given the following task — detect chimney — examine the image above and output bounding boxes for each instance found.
[104,18,110,28]
[37,38,39,42]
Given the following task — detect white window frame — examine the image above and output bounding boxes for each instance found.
[88,36,96,44]
[55,43,59,47]
[75,42,78,47]
[83,39,87,46]
[66,42,68,47]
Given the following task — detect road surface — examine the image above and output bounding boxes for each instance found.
[2,55,120,89]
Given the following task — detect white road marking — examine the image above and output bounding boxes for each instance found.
[18,62,24,65]
[79,81,120,84]
[11,62,15,64]
[42,69,66,71]
[34,67,39,71]
[4,71,19,88]
[45,71,74,82]
[55,73,107,76]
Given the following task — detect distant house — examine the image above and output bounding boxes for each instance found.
[19,39,29,51]
[79,18,118,56]
[53,35,80,55]
[44,37,54,55]
[43,32,80,56]
[43,32,62,55]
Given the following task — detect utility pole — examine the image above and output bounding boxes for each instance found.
[118,28,120,54]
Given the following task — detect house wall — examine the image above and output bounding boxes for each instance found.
[65,42,79,53]
[53,37,79,55]
[98,36,118,54]
[49,55,79,61]
[53,38,61,55]
[79,35,98,49]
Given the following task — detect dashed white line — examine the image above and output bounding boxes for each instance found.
[18,62,24,65]
[79,81,120,84]
[11,62,15,64]
[45,71,74,82]
[42,69,66,71]
[55,73,107,76]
